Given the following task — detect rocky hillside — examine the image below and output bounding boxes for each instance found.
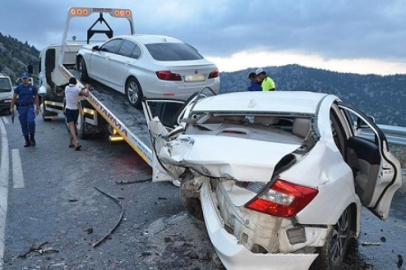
[0,32,39,82]
[220,64,406,126]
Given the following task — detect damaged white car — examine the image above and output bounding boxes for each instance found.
[142,90,402,270]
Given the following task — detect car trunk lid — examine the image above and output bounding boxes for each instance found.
[159,134,300,183]
[157,60,218,85]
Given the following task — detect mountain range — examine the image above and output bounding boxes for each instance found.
[0,32,404,126]
[219,65,406,126]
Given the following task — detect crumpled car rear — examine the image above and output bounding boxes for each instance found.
[200,179,322,270]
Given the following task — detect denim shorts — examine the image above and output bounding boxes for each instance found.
[65,108,79,123]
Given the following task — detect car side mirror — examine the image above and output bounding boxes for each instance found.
[92,45,100,51]
[356,115,374,129]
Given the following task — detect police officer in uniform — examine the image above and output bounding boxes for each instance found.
[10,72,40,147]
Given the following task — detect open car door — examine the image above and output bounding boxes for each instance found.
[338,104,402,220]
[142,87,217,183]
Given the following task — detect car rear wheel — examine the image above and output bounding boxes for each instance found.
[125,77,142,109]
[180,171,204,221]
[79,57,89,82]
[310,207,352,270]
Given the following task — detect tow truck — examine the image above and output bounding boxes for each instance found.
[37,7,161,171]
[38,7,218,185]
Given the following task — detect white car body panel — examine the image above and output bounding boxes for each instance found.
[157,134,301,183]
[192,91,327,114]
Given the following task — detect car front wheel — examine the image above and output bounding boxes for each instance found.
[310,207,352,270]
[125,77,142,109]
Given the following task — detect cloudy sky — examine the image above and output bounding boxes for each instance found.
[1,0,406,75]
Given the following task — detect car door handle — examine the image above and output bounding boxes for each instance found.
[125,61,131,65]
[105,56,110,60]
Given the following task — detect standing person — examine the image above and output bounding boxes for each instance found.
[247,72,262,91]
[256,68,276,91]
[65,77,91,151]
[10,72,40,147]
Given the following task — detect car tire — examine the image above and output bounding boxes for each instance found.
[310,207,353,270]
[125,77,142,109]
[79,57,89,82]
[179,172,204,221]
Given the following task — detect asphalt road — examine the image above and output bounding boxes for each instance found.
[0,113,405,270]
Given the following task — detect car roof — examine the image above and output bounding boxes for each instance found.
[115,34,183,45]
[193,91,334,114]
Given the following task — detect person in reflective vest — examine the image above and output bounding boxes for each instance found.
[256,68,276,91]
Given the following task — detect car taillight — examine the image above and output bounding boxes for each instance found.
[245,179,318,218]
[156,71,182,81]
[208,68,219,79]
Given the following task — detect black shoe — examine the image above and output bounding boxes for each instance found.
[24,136,31,147]
[30,134,36,146]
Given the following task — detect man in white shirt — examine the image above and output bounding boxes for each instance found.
[65,77,91,150]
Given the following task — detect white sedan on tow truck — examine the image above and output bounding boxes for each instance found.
[142,90,402,270]
[77,34,220,108]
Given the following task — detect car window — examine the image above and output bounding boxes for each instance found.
[338,104,385,145]
[147,101,184,128]
[145,43,204,61]
[100,39,123,53]
[130,45,141,59]
[0,78,12,92]
[117,40,136,57]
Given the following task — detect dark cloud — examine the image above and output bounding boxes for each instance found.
[1,0,405,62]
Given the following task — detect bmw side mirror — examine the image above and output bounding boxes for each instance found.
[92,45,100,51]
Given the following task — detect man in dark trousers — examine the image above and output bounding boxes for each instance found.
[10,72,40,147]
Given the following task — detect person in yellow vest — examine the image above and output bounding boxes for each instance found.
[256,68,276,91]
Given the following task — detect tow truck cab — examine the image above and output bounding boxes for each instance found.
[38,44,83,111]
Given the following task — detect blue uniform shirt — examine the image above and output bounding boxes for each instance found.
[14,84,38,104]
[247,81,262,91]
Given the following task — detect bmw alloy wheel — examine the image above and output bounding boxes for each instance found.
[126,78,142,108]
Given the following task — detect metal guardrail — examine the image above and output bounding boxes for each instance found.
[378,124,406,147]
[361,124,406,146]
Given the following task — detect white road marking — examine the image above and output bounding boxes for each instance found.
[1,117,8,125]
[12,150,24,189]
[0,118,10,270]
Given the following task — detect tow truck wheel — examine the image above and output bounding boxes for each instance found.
[42,102,52,122]
[79,57,89,82]
[76,102,87,139]
[125,77,142,109]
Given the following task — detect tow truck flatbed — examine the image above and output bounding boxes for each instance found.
[65,68,153,165]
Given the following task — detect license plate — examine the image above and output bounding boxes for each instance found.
[4,100,11,103]
[184,74,205,82]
